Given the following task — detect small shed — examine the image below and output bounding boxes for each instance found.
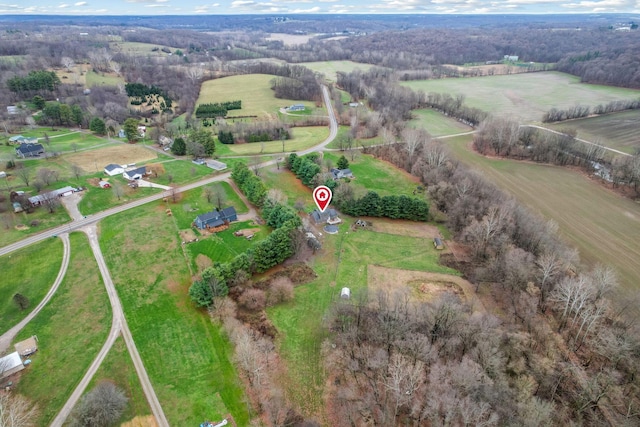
[434,237,444,250]
[14,335,38,357]
[341,287,351,299]
[0,352,24,379]
[99,180,111,188]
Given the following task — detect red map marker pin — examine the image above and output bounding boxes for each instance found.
[313,185,332,213]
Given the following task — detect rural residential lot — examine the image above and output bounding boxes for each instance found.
[1,13,640,427]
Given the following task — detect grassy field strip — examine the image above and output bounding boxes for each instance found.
[0,237,64,336]
[81,336,152,424]
[12,232,111,425]
[409,108,473,136]
[443,134,640,290]
[99,205,249,426]
[218,126,330,156]
[401,72,640,123]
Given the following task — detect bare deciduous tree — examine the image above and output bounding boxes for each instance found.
[69,381,127,427]
[0,393,39,427]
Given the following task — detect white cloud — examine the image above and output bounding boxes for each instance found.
[58,3,69,7]
[231,0,254,6]
[290,5,320,11]
[74,1,86,5]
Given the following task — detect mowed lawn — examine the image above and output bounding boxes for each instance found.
[268,227,458,419]
[196,74,313,119]
[410,108,473,137]
[443,134,640,290]
[12,232,111,425]
[217,126,329,156]
[99,205,249,426]
[548,109,640,154]
[0,237,63,335]
[401,72,640,123]
[298,60,377,82]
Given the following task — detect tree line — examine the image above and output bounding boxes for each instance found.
[542,98,640,122]
[7,70,61,94]
[195,100,241,118]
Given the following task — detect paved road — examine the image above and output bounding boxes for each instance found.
[0,233,71,354]
[50,226,169,427]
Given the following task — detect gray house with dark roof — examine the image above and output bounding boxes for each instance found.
[123,166,147,180]
[310,208,340,225]
[330,168,353,180]
[194,207,238,229]
[15,143,44,158]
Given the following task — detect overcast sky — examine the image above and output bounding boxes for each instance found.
[1,0,639,16]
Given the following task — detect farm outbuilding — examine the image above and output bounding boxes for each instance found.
[104,163,125,176]
[341,287,351,299]
[14,335,38,357]
[434,237,444,250]
[0,352,25,379]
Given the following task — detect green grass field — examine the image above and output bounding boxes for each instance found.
[82,337,151,425]
[150,159,213,186]
[0,238,63,335]
[0,204,71,247]
[298,60,377,82]
[99,206,249,426]
[0,131,109,157]
[401,72,640,123]
[78,183,158,216]
[12,232,111,425]
[85,70,125,87]
[323,152,421,197]
[268,226,458,418]
[409,109,473,137]
[110,41,179,57]
[218,126,329,156]
[548,110,640,154]
[196,74,313,119]
[443,134,640,291]
[186,220,270,268]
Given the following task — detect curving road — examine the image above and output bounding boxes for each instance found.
[0,233,71,354]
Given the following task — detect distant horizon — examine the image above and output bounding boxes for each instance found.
[2,0,639,18]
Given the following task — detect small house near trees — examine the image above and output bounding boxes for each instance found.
[194,207,238,230]
[0,352,25,379]
[311,208,341,225]
[330,168,354,180]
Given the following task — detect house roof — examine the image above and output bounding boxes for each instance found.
[9,135,24,142]
[311,208,337,223]
[124,166,146,176]
[28,186,75,204]
[105,163,123,171]
[0,352,23,374]
[195,207,237,227]
[16,143,44,154]
[14,336,38,357]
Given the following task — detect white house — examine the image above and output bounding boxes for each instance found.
[104,164,125,176]
[123,166,147,180]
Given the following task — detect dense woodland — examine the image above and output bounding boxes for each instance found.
[2,14,640,426]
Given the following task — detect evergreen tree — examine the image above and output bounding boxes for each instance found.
[171,137,186,155]
[123,118,140,143]
[89,117,106,135]
[337,155,349,170]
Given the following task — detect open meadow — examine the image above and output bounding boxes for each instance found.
[12,232,111,425]
[401,72,640,123]
[65,144,159,173]
[298,60,376,82]
[99,204,249,426]
[196,74,315,119]
[548,109,640,154]
[0,237,63,335]
[409,108,473,137]
[443,134,640,290]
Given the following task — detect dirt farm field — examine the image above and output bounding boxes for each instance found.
[65,144,158,172]
[368,265,485,311]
